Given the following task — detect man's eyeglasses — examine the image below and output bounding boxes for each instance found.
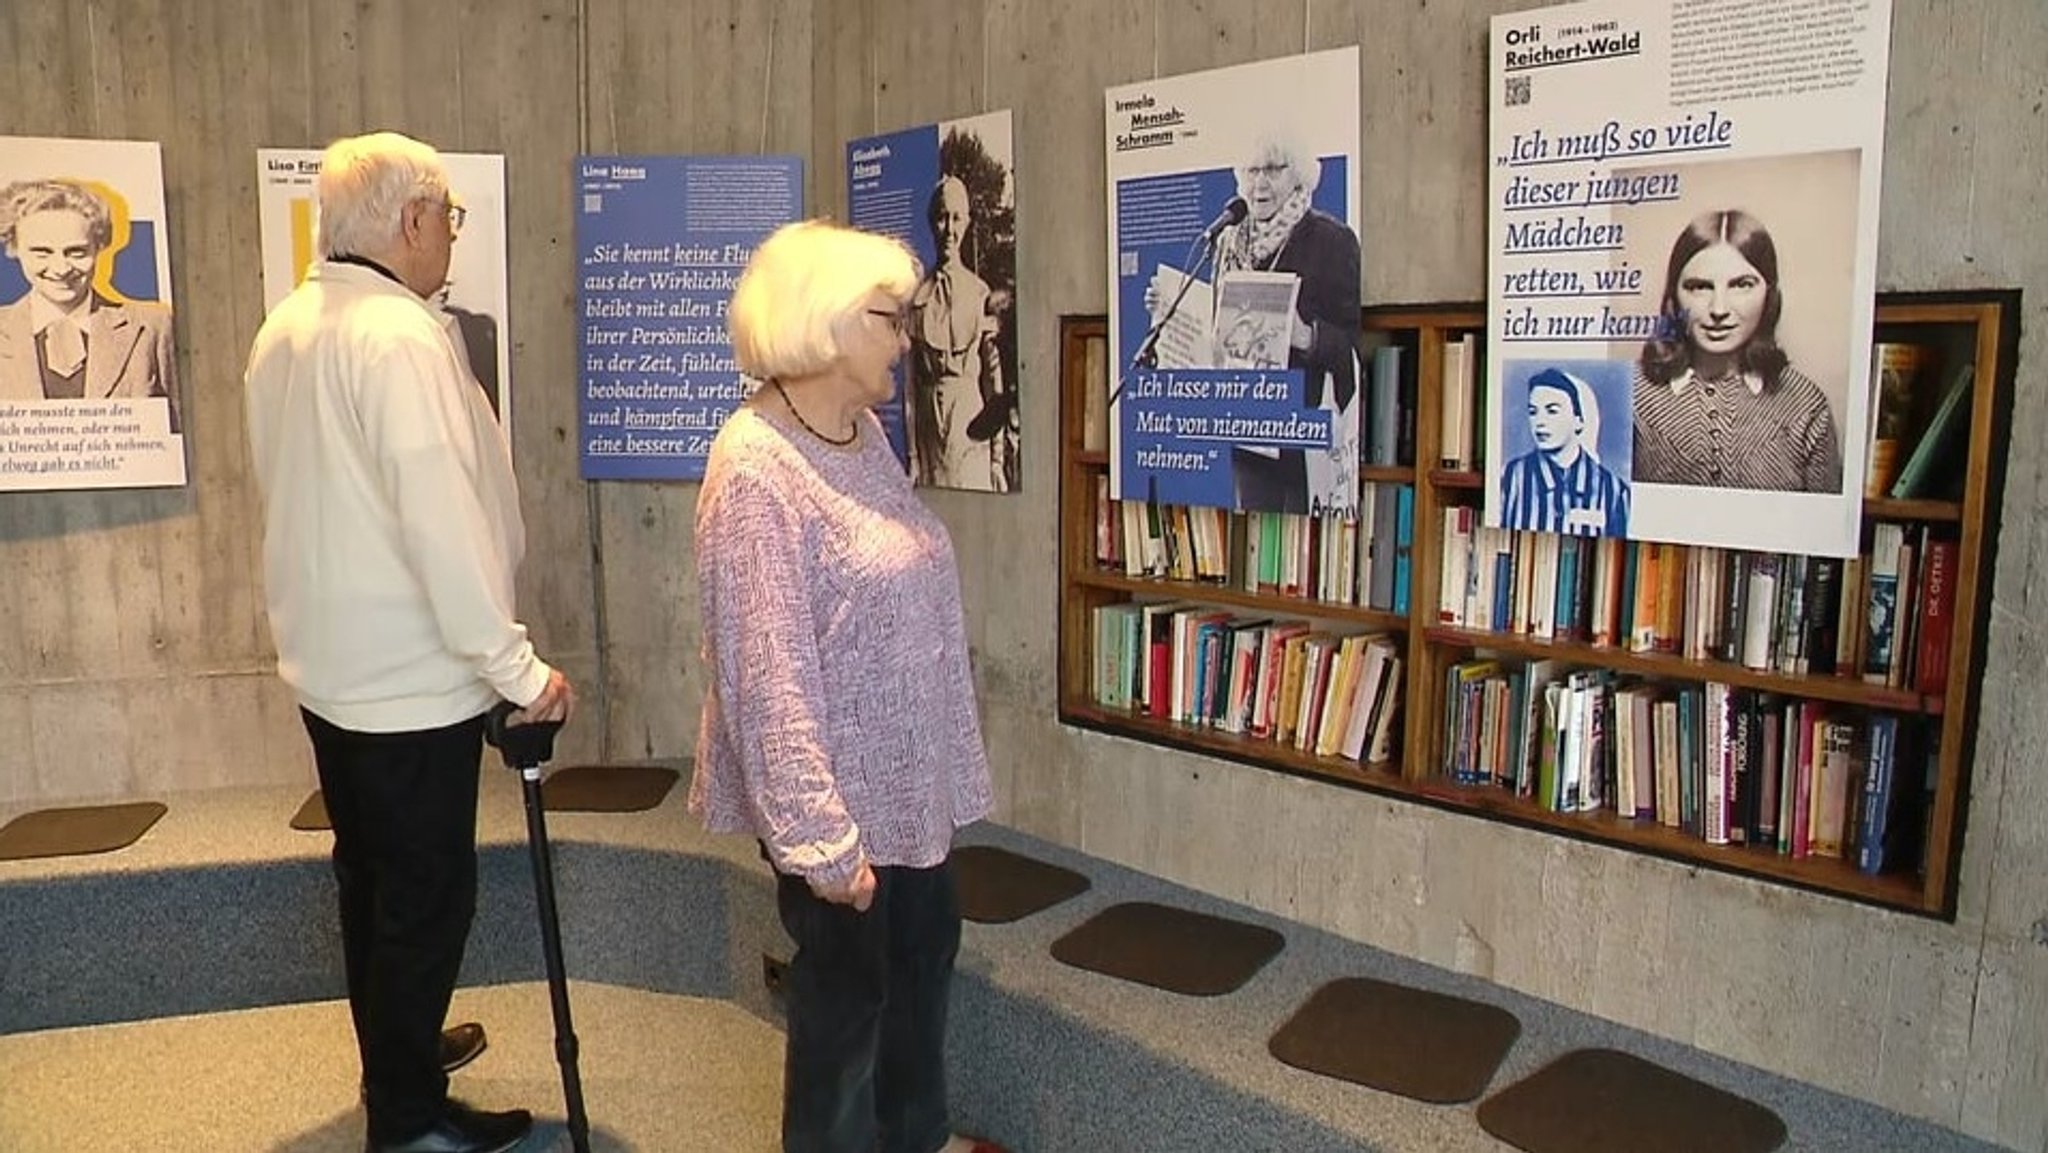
[444,201,468,236]
[866,307,908,334]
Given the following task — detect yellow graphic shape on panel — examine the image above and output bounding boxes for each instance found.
[290,196,317,286]
[77,179,138,306]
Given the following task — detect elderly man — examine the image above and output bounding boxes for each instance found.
[905,175,1009,491]
[244,132,573,1153]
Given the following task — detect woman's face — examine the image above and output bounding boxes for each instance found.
[12,208,100,310]
[843,290,909,406]
[1675,241,1767,359]
[1238,153,1301,224]
[931,186,969,264]
[1526,384,1581,453]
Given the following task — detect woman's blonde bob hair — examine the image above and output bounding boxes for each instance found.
[728,220,920,380]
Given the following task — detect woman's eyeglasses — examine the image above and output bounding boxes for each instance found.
[866,307,908,334]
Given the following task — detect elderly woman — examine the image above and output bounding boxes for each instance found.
[1632,208,1842,493]
[691,220,1000,1153]
[0,177,179,428]
[1209,135,1361,515]
[1499,366,1630,537]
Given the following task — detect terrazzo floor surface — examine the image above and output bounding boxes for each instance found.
[0,982,783,1153]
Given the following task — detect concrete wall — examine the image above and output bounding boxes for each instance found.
[1,0,2044,1148]
[814,2,2047,1148]
[0,0,800,799]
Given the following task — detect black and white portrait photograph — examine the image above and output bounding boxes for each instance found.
[904,112,1018,494]
[1610,151,1863,503]
[1618,153,1861,496]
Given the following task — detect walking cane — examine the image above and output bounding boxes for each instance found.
[484,700,592,1153]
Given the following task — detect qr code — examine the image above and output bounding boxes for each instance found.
[582,193,604,214]
[1119,251,1138,277]
[1504,75,1531,106]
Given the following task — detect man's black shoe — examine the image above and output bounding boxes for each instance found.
[364,1101,532,1153]
[361,1024,493,1102]
[439,1022,488,1074]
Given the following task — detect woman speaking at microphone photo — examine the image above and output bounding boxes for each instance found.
[1147,133,1361,514]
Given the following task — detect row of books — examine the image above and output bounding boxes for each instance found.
[1441,659,1930,874]
[1864,343,1976,500]
[1436,515,1958,693]
[1090,602,1405,765]
[1093,478,1417,614]
[1432,333,1481,472]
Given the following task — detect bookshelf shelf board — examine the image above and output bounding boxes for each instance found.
[1060,699,1401,791]
[1405,779,1926,910]
[1430,469,1483,490]
[1076,569,1410,631]
[1361,464,1415,484]
[1863,497,1963,523]
[1363,305,1486,332]
[1423,626,1935,714]
[1077,449,1109,467]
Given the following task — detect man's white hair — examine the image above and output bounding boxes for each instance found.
[316,132,449,259]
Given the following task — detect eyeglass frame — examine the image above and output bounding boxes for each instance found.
[421,197,467,237]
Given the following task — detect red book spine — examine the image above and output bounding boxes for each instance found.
[1147,641,1172,719]
[1914,538,1956,696]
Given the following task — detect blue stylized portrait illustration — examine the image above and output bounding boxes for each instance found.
[1498,360,1632,538]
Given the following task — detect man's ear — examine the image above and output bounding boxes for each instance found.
[398,200,426,247]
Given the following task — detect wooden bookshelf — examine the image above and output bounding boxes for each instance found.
[1056,293,2015,917]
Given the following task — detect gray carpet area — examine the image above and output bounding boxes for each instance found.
[0,778,2017,1152]
[0,982,782,1153]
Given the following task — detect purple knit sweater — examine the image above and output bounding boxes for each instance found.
[689,404,993,886]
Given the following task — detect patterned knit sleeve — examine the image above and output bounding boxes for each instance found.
[695,456,861,886]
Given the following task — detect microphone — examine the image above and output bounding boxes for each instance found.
[1202,197,1248,242]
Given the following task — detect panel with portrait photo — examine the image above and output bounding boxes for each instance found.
[0,136,184,491]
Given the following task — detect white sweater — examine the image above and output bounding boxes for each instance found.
[244,261,550,732]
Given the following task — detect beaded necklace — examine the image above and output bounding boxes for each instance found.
[770,379,856,446]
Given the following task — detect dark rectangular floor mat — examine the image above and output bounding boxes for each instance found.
[1478,1048,1788,1153]
[540,764,679,812]
[1049,901,1283,996]
[1268,977,1522,1103]
[953,844,1091,924]
[0,801,166,860]
[289,790,331,831]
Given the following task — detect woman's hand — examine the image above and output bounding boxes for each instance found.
[811,860,877,912]
[1143,268,1182,322]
